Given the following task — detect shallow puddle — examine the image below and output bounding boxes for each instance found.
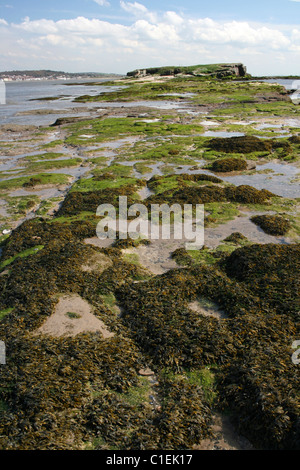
[8,186,69,199]
[188,298,227,319]
[204,210,292,247]
[220,162,299,198]
[202,130,245,138]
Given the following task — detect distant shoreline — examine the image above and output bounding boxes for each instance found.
[0,67,299,83]
[0,70,124,82]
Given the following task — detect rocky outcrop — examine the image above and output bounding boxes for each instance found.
[127,63,248,79]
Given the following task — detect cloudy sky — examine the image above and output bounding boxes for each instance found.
[0,0,300,75]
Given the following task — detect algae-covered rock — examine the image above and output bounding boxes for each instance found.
[210,157,248,172]
[222,243,299,317]
[207,135,273,154]
[250,214,292,236]
[146,183,275,206]
[223,232,248,244]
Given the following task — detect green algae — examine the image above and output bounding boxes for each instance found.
[22,157,83,173]
[5,195,40,219]
[92,163,133,178]
[70,175,144,193]
[204,202,241,226]
[133,162,152,174]
[22,152,65,162]
[0,173,70,192]
[35,197,63,217]
[0,245,44,271]
[0,307,13,321]
[64,116,204,147]
[42,139,64,149]
[147,173,223,195]
[87,156,110,166]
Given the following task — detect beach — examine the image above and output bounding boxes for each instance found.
[0,70,299,451]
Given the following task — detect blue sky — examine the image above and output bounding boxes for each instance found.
[1,0,300,24]
[1,0,300,74]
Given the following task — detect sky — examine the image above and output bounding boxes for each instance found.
[0,0,300,75]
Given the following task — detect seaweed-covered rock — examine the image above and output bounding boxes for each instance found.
[250,214,291,236]
[223,232,248,244]
[171,248,193,265]
[150,376,213,449]
[288,135,300,144]
[146,184,275,206]
[57,187,136,216]
[218,334,299,450]
[224,185,276,204]
[222,243,300,317]
[210,157,248,172]
[207,135,273,154]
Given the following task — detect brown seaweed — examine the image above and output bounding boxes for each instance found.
[250,214,292,236]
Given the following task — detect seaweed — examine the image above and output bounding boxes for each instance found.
[207,135,273,153]
[218,333,299,449]
[250,214,292,236]
[222,243,300,317]
[210,157,248,172]
[171,248,193,266]
[145,184,275,207]
[56,184,141,217]
[223,232,249,244]
[1,71,299,451]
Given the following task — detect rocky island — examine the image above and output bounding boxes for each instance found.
[127,63,248,79]
[0,63,299,451]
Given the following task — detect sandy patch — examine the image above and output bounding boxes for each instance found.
[195,413,254,450]
[34,293,114,338]
[81,251,113,273]
[84,209,293,276]
[188,299,226,319]
[84,236,114,249]
[134,241,180,275]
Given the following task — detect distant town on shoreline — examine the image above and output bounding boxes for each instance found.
[0,70,123,82]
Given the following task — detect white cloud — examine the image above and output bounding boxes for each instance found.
[163,11,184,26]
[1,7,300,75]
[120,1,157,23]
[13,17,58,34]
[120,1,148,15]
[93,0,110,6]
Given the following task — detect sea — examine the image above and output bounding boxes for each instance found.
[0,78,123,126]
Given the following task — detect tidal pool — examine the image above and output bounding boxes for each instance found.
[220,161,299,198]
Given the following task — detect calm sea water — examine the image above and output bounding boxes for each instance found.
[0,78,122,126]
